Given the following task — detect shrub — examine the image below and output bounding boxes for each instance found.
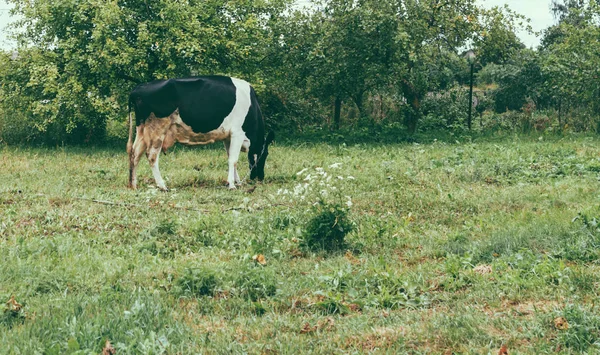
[278,167,355,253]
[419,87,469,131]
[301,201,353,253]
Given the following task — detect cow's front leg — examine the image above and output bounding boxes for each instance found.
[129,125,147,189]
[147,139,168,191]
[225,132,245,189]
[224,139,241,186]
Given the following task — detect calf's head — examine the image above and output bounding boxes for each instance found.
[249,131,275,181]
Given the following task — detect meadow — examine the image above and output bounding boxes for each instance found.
[1,134,600,354]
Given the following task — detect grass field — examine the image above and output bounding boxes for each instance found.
[1,134,600,354]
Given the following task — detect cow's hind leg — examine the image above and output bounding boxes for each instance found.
[129,125,147,189]
[147,138,168,191]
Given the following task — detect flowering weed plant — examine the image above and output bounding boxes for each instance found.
[278,165,355,252]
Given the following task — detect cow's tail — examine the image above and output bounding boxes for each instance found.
[126,99,134,155]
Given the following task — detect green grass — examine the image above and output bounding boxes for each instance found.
[1,134,600,354]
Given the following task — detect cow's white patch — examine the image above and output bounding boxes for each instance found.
[221,78,252,189]
[219,78,251,134]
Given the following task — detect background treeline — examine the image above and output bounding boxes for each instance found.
[0,0,598,144]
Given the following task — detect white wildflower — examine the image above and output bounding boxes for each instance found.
[296,168,308,176]
[304,174,312,181]
[329,163,342,169]
[337,176,344,180]
[347,176,355,180]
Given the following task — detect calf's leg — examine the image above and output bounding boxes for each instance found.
[147,138,168,191]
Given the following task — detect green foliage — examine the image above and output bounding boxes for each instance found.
[301,201,353,253]
[554,305,600,352]
[0,0,290,143]
[540,15,600,124]
[154,218,178,236]
[313,294,350,315]
[175,267,219,297]
[232,265,278,301]
[473,6,528,66]
[0,0,598,139]
[479,50,545,113]
[419,88,469,131]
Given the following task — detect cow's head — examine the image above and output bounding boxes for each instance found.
[250,131,275,181]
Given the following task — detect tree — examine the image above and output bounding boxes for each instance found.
[1,0,290,143]
[280,0,482,133]
[277,0,398,129]
[541,0,591,48]
[394,0,480,133]
[537,2,600,125]
[473,6,527,66]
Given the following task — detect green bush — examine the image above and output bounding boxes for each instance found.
[301,201,353,253]
[419,87,469,131]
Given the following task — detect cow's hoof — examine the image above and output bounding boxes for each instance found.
[228,185,237,190]
[158,187,169,192]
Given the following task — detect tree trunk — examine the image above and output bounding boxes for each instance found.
[400,79,421,134]
[404,103,420,134]
[557,98,562,127]
[405,95,420,133]
[353,91,364,117]
[333,96,342,130]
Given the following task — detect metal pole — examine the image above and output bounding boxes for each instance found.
[468,62,474,130]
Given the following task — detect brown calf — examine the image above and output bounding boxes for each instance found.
[127,109,236,191]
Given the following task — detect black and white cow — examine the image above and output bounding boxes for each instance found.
[127,75,274,190]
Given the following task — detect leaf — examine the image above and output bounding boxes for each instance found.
[300,322,316,334]
[317,317,335,331]
[252,254,267,266]
[498,344,509,355]
[344,250,359,265]
[5,295,22,312]
[473,264,493,275]
[554,317,569,330]
[102,339,116,355]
